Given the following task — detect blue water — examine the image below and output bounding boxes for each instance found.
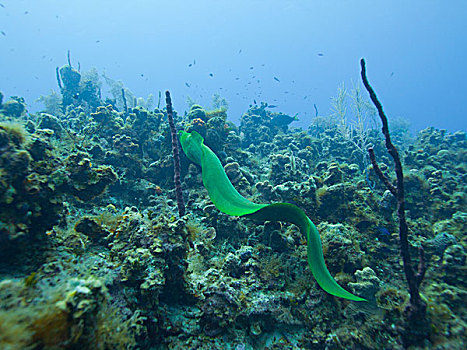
[1,0,466,132]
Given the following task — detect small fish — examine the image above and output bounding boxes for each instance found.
[0,31,5,36]
[209,73,213,77]
[375,226,391,243]
[376,226,390,236]
[273,77,280,82]
[95,40,100,43]
[218,151,227,159]
[0,4,5,8]
[267,104,277,108]
[24,11,29,15]
[249,66,254,70]
[303,95,308,100]
[235,77,239,80]
[270,113,298,126]
[390,72,394,77]
[193,59,196,65]
[253,99,257,104]
[140,73,144,77]
[317,52,324,56]
[188,63,192,67]
[185,82,191,88]
[238,49,242,54]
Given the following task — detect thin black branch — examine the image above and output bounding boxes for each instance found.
[360,58,428,345]
[165,91,185,217]
[368,147,397,196]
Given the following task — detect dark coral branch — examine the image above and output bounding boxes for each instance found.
[360,58,428,344]
[56,67,63,90]
[416,246,426,285]
[67,49,72,66]
[121,88,128,115]
[165,91,185,217]
[368,147,397,196]
[361,58,419,297]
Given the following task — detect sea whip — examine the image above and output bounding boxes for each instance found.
[165,91,185,217]
[360,58,428,346]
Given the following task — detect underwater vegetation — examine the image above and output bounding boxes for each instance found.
[0,58,466,349]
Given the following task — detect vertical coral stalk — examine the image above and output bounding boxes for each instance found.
[56,67,63,90]
[121,88,128,115]
[165,91,185,217]
[360,58,428,345]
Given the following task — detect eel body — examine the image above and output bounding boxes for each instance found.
[179,130,365,302]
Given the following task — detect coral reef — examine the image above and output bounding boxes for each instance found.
[0,121,64,270]
[0,96,27,118]
[0,61,465,350]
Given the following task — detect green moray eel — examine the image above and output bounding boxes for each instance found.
[179,130,365,302]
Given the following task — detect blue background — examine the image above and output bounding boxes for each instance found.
[1,0,466,131]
